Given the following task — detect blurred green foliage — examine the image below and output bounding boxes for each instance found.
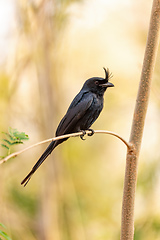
[1,127,29,157]
[0,223,12,240]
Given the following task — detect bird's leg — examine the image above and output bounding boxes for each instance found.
[87,129,95,136]
[80,130,86,140]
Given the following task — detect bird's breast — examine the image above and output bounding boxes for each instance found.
[77,94,104,131]
[93,94,104,109]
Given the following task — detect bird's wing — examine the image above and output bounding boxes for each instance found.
[56,91,93,136]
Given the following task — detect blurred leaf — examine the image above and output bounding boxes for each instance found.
[1,144,9,150]
[0,223,6,229]
[1,127,29,158]
[10,141,23,145]
[8,127,29,141]
[1,133,14,141]
[0,231,12,240]
[2,139,12,146]
[0,223,12,240]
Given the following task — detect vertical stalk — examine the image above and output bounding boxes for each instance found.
[121,0,160,239]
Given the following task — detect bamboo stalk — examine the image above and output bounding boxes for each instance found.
[121,1,160,239]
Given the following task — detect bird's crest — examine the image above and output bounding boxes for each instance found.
[103,67,113,82]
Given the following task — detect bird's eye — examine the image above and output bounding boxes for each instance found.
[95,81,99,85]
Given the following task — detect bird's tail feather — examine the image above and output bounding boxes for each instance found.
[21,141,57,187]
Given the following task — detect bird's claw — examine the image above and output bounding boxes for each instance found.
[87,129,95,136]
[80,129,94,140]
[80,130,86,140]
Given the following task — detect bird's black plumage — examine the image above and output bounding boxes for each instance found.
[21,68,114,186]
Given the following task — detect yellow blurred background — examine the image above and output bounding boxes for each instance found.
[0,0,160,239]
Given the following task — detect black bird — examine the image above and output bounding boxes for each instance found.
[21,68,114,186]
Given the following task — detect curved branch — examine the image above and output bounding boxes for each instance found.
[93,130,132,149]
[0,130,131,164]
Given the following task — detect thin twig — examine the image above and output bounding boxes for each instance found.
[0,130,131,164]
[94,130,132,149]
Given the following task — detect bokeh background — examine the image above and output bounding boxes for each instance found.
[0,0,160,239]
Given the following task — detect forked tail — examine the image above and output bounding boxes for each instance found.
[21,141,57,186]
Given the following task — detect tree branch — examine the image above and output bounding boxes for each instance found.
[121,0,160,239]
[0,130,131,164]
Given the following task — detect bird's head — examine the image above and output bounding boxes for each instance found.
[82,68,114,95]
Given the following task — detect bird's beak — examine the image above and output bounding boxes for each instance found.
[100,82,114,88]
